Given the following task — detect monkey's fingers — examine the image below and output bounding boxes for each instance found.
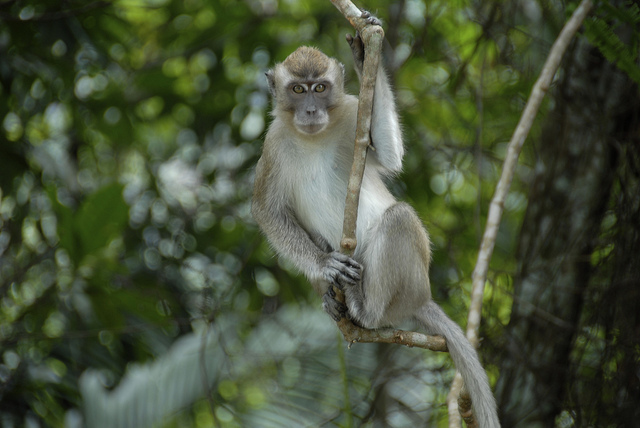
[323,271,343,289]
[322,267,347,289]
[346,33,363,49]
[340,256,363,277]
[331,251,360,267]
[346,32,364,70]
[325,268,358,289]
[340,271,360,286]
[346,31,361,44]
[333,254,363,281]
[360,10,382,27]
[343,257,362,271]
[337,268,360,287]
[341,262,362,282]
[322,252,361,288]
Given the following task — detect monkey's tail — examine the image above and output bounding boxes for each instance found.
[416,301,500,428]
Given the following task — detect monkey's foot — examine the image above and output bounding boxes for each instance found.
[322,287,348,322]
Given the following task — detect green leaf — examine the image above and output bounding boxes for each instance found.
[75,183,128,257]
[584,3,640,85]
[47,183,128,265]
[47,186,80,265]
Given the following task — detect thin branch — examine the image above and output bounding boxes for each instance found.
[340,322,448,351]
[327,0,448,354]
[448,0,594,425]
[467,0,594,348]
[337,331,354,428]
[330,0,377,33]
[447,373,464,428]
[457,385,478,428]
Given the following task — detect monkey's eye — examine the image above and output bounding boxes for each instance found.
[315,84,326,93]
[292,85,305,94]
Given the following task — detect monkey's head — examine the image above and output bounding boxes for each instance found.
[266,46,345,135]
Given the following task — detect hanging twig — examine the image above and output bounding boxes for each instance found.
[466,0,594,349]
[447,0,594,425]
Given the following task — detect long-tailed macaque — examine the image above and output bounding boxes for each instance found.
[252,15,499,428]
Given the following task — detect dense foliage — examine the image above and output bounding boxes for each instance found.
[1,0,638,427]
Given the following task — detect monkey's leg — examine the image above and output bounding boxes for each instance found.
[346,202,432,329]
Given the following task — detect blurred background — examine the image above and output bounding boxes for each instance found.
[1,0,639,427]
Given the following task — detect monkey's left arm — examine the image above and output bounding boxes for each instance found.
[346,20,404,174]
[370,69,404,172]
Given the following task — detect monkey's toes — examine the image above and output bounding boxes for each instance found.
[322,289,348,322]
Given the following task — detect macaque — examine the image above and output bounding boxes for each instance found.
[252,14,499,427]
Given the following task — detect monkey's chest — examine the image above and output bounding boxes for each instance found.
[291,157,393,253]
[292,161,347,249]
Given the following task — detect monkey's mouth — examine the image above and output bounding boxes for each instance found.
[295,123,327,135]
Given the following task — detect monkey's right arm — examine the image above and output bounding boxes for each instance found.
[251,153,362,296]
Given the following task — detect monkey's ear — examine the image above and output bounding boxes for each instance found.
[265,69,276,97]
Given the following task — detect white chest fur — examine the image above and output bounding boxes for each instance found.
[285,140,395,252]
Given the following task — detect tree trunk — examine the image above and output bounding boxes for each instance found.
[495,31,640,427]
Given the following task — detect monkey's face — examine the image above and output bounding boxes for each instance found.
[288,81,332,135]
[266,46,345,136]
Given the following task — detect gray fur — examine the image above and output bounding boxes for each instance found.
[416,302,499,427]
[252,33,499,427]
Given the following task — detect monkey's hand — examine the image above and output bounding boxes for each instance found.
[346,11,382,76]
[319,251,362,289]
[322,286,348,322]
[346,32,365,76]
